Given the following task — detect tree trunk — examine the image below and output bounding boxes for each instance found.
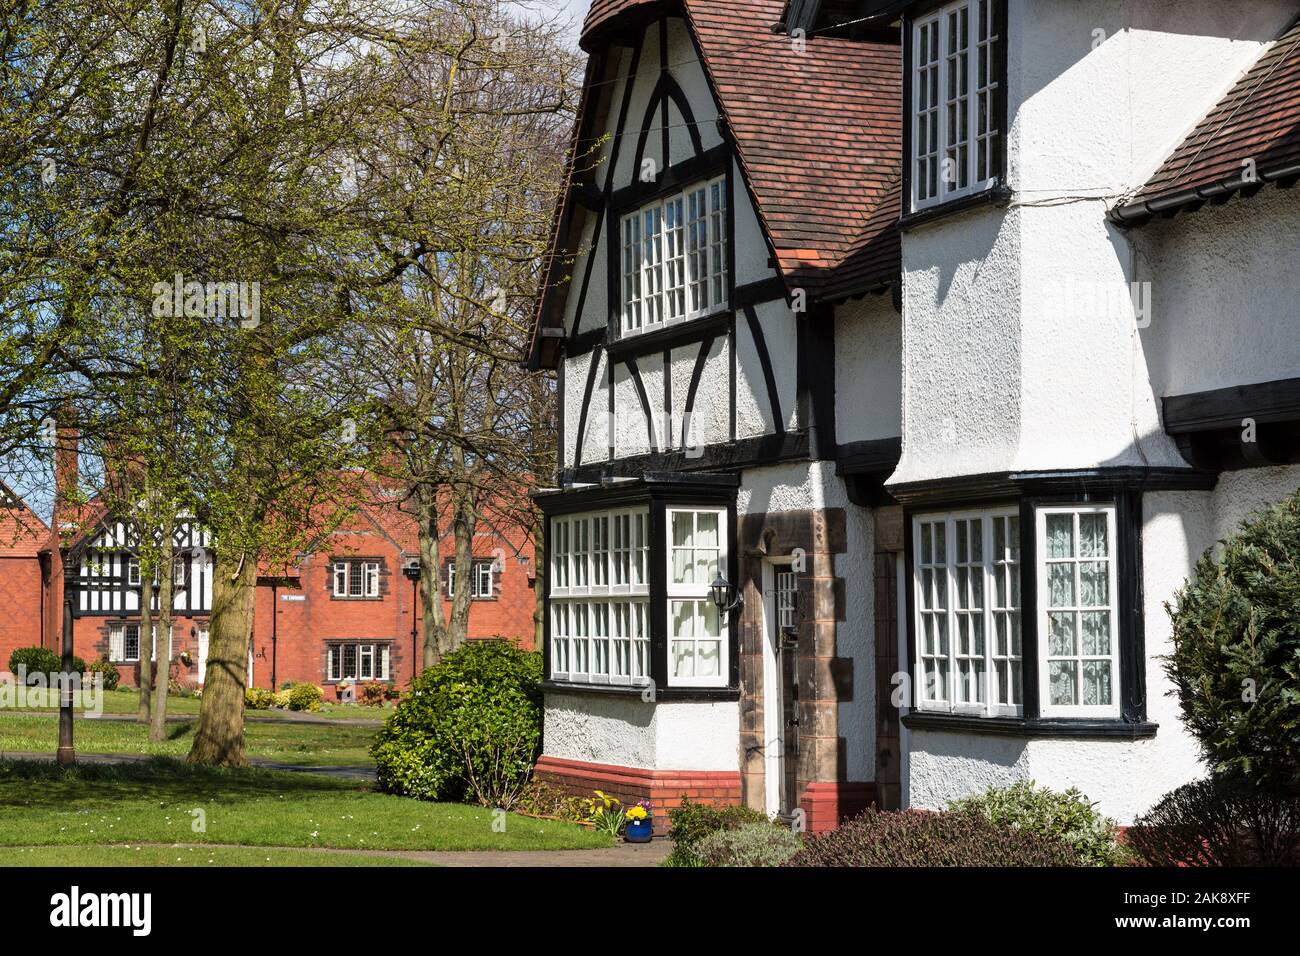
[446,487,476,655]
[149,522,175,742]
[137,570,153,723]
[187,548,254,766]
[417,482,446,671]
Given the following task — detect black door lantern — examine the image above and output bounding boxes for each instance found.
[709,572,744,620]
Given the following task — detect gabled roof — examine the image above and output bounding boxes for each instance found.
[530,0,901,366]
[1115,15,1300,224]
[0,480,49,558]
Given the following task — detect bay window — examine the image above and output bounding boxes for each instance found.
[546,500,732,691]
[911,0,1002,211]
[912,501,1124,722]
[621,176,727,336]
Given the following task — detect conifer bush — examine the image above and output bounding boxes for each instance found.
[1165,489,1300,789]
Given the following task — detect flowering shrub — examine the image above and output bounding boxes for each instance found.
[665,798,771,866]
[696,822,803,867]
[949,781,1128,866]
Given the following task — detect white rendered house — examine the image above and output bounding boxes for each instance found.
[527,0,1300,828]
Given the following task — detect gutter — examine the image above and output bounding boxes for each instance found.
[1111,159,1300,224]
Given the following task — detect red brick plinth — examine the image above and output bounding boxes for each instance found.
[800,781,878,833]
[533,756,741,830]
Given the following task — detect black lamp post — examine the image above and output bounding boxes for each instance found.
[708,572,744,620]
[402,557,421,681]
[57,552,76,766]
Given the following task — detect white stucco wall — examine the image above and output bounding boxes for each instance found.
[1136,185,1300,399]
[892,0,1294,486]
[542,693,740,771]
[834,294,901,444]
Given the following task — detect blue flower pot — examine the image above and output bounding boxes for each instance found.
[624,819,654,843]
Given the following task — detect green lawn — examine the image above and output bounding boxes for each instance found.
[0,758,610,853]
[0,713,378,767]
[13,687,386,721]
[0,845,431,867]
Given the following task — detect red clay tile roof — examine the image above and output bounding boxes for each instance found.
[0,480,48,558]
[684,0,902,300]
[1116,16,1300,222]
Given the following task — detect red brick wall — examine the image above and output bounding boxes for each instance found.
[0,556,45,670]
[249,526,536,692]
[533,756,742,830]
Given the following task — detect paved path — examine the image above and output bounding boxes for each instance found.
[0,749,376,780]
[151,839,672,867]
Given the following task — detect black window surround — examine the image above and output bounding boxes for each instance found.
[894,467,1215,739]
[605,146,735,347]
[898,0,1009,230]
[537,475,741,702]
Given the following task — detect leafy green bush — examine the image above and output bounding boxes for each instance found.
[696,821,803,867]
[1129,775,1300,866]
[244,687,275,709]
[89,658,120,691]
[949,781,1128,866]
[786,808,1078,867]
[8,647,86,683]
[287,683,323,712]
[1166,490,1300,789]
[371,641,542,807]
[665,798,772,866]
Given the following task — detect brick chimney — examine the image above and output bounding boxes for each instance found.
[53,417,79,535]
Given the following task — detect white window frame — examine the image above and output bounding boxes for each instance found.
[620,175,728,336]
[548,507,651,686]
[333,559,380,598]
[665,507,728,689]
[1035,505,1121,719]
[912,508,1021,717]
[911,0,1001,211]
[446,560,497,600]
[112,622,141,663]
[127,556,141,587]
[328,642,391,682]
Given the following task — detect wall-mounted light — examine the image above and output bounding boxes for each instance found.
[709,573,744,620]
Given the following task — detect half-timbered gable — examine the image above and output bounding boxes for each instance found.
[73,518,214,617]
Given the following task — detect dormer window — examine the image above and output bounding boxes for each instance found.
[620,176,727,336]
[911,0,1003,212]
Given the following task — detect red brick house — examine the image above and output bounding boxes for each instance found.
[0,454,537,691]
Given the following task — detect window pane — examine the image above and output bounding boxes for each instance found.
[1048,562,1074,607]
[343,644,357,679]
[1048,612,1076,656]
[1046,514,1074,559]
[1049,660,1078,706]
[1083,661,1112,706]
[1080,611,1110,656]
[1079,561,1108,607]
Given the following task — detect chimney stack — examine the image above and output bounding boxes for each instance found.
[53,415,79,534]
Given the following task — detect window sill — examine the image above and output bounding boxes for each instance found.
[605,311,730,360]
[902,711,1158,740]
[899,184,1012,232]
[330,596,383,601]
[540,679,739,703]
